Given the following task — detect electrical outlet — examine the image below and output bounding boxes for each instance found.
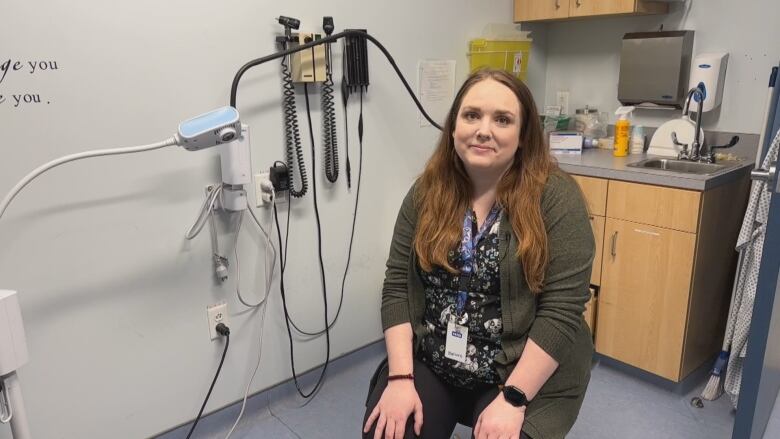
[255,172,274,207]
[206,302,229,341]
[556,91,570,116]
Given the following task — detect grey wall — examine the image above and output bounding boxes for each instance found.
[0,1,515,438]
[541,0,780,134]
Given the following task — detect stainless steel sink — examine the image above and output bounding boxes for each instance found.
[627,158,734,175]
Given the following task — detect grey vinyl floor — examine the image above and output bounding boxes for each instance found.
[157,341,780,439]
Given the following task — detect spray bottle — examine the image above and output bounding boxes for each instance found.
[613,106,635,157]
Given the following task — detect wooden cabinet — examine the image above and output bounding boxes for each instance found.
[606,181,700,233]
[514,0,569,22]
[572,175,607,216]
[597,218,696,380]
[571,174,751,382]
[570,0,647,17]
[573,175,607,285]
[515,0,668,22]
[589,215,605,285]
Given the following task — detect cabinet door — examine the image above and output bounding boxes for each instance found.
[514,0,570,21]
[595,218,696,381]
[569,0,635,17]
[589,214,605,286]
[572,175,608,216]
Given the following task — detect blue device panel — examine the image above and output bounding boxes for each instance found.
[179,107,239,138]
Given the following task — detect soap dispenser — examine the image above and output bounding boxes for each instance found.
[614,106,635,157]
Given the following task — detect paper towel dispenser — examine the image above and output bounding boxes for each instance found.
[618,31,694,109]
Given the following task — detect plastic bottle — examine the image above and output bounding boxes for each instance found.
[613,106,635,157]
[583,137,599,149]
[631,125,645,155]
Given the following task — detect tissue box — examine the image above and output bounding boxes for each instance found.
[549,131,583,154]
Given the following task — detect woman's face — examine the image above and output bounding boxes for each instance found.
[453,79,522,177]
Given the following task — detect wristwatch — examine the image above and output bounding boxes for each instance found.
[500,384,529,408]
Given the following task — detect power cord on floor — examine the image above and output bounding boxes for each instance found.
[186,323,231,439]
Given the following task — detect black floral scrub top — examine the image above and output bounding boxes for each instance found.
[418,210,503,389]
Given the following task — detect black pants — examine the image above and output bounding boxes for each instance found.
[363,358,532,439]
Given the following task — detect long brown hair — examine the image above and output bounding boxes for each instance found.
[414,68,555,293]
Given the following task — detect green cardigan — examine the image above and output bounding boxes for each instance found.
[380,168,595,439]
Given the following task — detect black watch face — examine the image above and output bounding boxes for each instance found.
[504,386,528,407]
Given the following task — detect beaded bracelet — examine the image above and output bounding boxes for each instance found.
[387,373,415,381]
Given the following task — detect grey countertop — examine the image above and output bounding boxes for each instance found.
[555,148,754,191]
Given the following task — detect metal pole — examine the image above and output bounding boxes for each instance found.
[2,372,31,438]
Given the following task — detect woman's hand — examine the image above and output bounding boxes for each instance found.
[474,394,525,439]
[363,380,423,439]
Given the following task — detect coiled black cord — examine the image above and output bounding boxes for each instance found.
[280,43,308,198]
[322,43,339,183]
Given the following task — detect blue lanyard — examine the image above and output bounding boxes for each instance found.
[455,204,501,316]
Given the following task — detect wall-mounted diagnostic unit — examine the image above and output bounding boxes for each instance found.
[292,32,327,83]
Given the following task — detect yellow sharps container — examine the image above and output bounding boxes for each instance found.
[468,38,532,81]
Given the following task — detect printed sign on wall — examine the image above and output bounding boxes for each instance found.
[0,58,60,108]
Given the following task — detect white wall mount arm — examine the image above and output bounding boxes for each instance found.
[0,106,242,224]
[0,139,177,223]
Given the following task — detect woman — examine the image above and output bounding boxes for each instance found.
[363,68,594,439]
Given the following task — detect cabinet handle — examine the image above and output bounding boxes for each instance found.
[576,0,582,6]
[555,0,561,9]
[610,231,618,257]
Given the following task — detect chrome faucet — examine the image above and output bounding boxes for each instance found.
[702,135,740,163]
[680,86,705,161]
[670,87,741,163]
[672,132,691,160]
[674,88,741,162]
[675,86,739,163]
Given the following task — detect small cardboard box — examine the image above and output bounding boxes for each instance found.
[549,131,583,155]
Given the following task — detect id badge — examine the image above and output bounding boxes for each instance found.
[445,319,469,363]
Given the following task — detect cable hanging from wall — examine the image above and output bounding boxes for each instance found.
[322,17,339,184]
[278,26,309,198]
